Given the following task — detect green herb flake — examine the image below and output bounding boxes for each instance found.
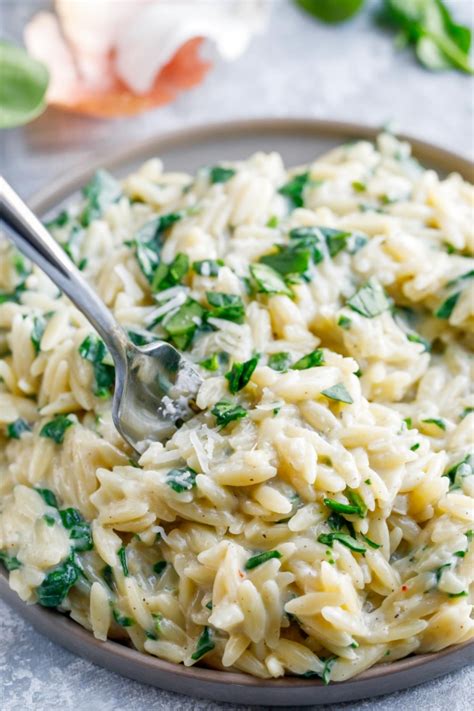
[78,333,115,398]
[113,609,135,627]
[192,259,224,276]
[361,534,382,549]
[209,166,236,184]
[211,400,248,428]
[448,590,468,598]
[435,290,461,319]
[162,298,205,349]
[36,557,79,607]
[206,292,245,324]
[80,170,121,227]
[278,172,311,208]
[321,383,353,404]
[266,215,279,228]
[410,443,420,451]
[166,466,197,494]
[225,355,259,394]
[6,418,31,439]
[244,550,282,570]
[347,279,391,318]
[35,487,58,508]
[324,497,363,518]
[352,181,366,192]
[292,349,325,370]
[153,561,167,575]
[421,418,446,431]
[43,514,55,527]
[338,315,352,330]
[30,316,45,354]
[461,407,474,420]
[45,210,69,231]
[0,551,22,571]
[200,353,220,371]
[407,332,431,352]
[59,508,93,552]
[118,546,129,577]
[259,244,312,277]
[268,352,293,372]
[318,532,366,554]
[191,626,215,661]
[444,454,473,487]
[151,253,189,292]
[102,565,114,590]
[249,262,293,297]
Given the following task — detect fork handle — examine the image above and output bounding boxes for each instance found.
[0,177,128,369]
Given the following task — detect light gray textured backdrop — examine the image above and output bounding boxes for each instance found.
[1,1,473,709]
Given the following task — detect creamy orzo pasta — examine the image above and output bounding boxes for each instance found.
[0,133,473,682]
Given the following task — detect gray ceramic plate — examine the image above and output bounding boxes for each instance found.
[1,119,473,706]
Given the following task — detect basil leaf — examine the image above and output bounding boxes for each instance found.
[268,352,293,372]
[162,298,205,349]
[318,532,366,553]
[289,227,325,264]
[321,383,353,404]
[245,550,282,570]
[39,415,74,444]
[435,292,460,319]
[206,292,245,323]
[259,245,312,276]
[0,551,22,571]
[225,355,259,394]
[211,400,248,428]
[192,259,224,276]
[292,349,324,370]
[317,227,351,257]
[0,41,49,128]
[166,466,197,493]
[191,626,215,660]
[249,263,292,296]
[278,172,311,208]
[79,334,115,398]
[6,418,31,439]
[209,166,236,184]
[406,332,431,351]
[36,557,79,607]
[347,279,391,318]
[151,253,189,292]
[80,170,122,227]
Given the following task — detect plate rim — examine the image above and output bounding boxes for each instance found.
[3,117,473,704]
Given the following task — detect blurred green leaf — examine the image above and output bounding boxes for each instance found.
[296,0,365,23]
[0,41,49,128]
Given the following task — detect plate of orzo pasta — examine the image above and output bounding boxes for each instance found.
[1,119,473,705]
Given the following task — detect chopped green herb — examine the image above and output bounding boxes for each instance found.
[211,400,248,428]
[0,551,22,571]
[36,557,79,607]
[346,490,367,517]
[166,466,197,493]
[0,282,26,305]
[447,270,474,287]
[403,417,413,429]
[461,407,474,419]
[209,166,236,184]
[12,253,30,278]
[444,454,473,487]
[324,497,363,518]
[225,355,259,394]
[448,590,468,598]
[118,546,129,577]
[113,609,134,627]
[435,562,451,583]
[6,418,31,439]
[35,487,58,508]
[43,514,55,527]
[80,170,121,227]
[361,534,382,549]
[318,532,366,553]
[289,226,324,264]
[266,215,279,228]
[321,383,353,404]
[321,656,337,685]
[60,508,93,552]
[320,227,352,258]
[127,329,157,346]
[466,530,474,541]
[268,352,293,372]
[407,332,431,351]
[421,418,446,431]
[45,209,69,230]
[259,244,312,277]
[205,600,213,610]
[162,298,205,350]
[192,259,224,276]
[352,180,366,192]
[30,316,45,354]
[102,565,114,590]
[338,315,352,330]
[410,443,420,451]
[364,479,372,485]
[347,279,391,318]
[151,253,189,292]
[191,626,215,660]
[206,292,245,324]
[39,415,74,444]
[153,561,167,575]
[200,354,220,371]
[292,349,324,370]
[249,262,292,296]
[79,334,115,397]
[278,172,310,208]
[245,550,282,570]
[435,292,460,319]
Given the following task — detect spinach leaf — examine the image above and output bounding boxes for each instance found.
[192,259,224,276]
[162,298,205,350]
[211,400,248,428]
[151,253,189,292]
[79,334,115,398]
[225,355,259,394]
[268,352,293,372]
[0,550,22,571]
[209,166,236,184]
[244,550,282,570]
[39,415,74,444]
[191,626,215,660]
[0,40,49,128]
[129,211,183,282]
[249,263,292,296]
[36,557,79,607]
[289,227,325,264]
[59,508,93,552]
[6,418,31,439]
[435,291,460,319]
[321,383,353,404]
[347,279,391,318]
[166,466,197,493]
[278,172,311,208]
[80,170,122,227]
[292,349,324,370]
[206,292,245,323]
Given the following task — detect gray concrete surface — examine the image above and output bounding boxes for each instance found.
[1,1,473,709]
